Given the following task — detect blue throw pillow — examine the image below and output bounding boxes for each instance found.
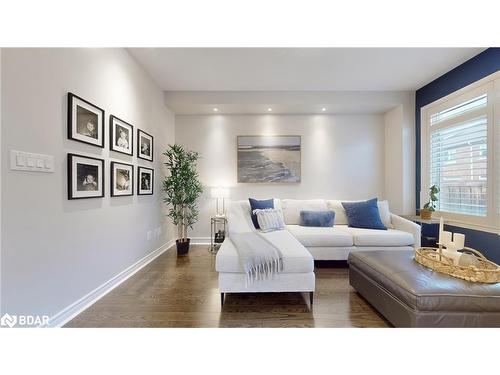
[341,198,387,230]
[249,198,274,229]
[300,210,335,227]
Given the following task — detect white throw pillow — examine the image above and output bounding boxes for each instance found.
[281,199,328,225]
[254,208,286,232]
[326,200,349,225]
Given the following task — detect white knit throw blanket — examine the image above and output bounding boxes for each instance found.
[231,231,284,283]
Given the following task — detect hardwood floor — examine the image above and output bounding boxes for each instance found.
[65,245,390,328]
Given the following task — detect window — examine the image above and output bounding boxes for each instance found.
[430,114,487,216]
[421,73,499,231]
[430,94,487,126]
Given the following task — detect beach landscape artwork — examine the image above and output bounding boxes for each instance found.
[237,135,301,183]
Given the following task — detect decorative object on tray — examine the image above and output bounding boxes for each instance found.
[214,230,225,244]
[67,153,105,199]
[414,217,500,283]
[67,93,105,148]
[110,115,134,155]
[237,135,301,183]
[137,129,153,161]
[420,184,439,220]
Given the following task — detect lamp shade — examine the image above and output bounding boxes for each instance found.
[211,187,230,199]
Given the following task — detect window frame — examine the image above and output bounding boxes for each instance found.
[421,71,500,233]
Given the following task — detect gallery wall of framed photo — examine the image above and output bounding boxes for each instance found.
[67,92,155,200]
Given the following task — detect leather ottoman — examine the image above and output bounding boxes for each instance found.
[348,250,500,327]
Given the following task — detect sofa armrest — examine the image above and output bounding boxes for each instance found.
[390,214,421,249]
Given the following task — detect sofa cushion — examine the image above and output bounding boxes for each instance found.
[249,198,274,229]
[299,210,335,227]
[227,199,283,234]
[255,208,285,232]
[326,200,349,225]
[226,200,256,235]
[286,224,354,247]
[327,199,394,228]
[281,199,328,225]
[347,227,414,247]
[342,198,387,230]
[216,230,314,273]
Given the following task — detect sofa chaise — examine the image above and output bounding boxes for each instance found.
[216,199,421,304]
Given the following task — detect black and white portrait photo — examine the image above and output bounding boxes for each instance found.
[137,129,153,161]
[110,115,134,155]
[111,162,134,196]
[77,163,99,191]
[68,153,104,199]
[77,106,98,139]
[138,167,154,195]
[68,93,104,148]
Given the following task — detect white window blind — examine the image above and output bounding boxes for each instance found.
[430,94,487,126]
[430,115,488,216]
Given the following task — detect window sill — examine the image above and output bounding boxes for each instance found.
[442,219,499,235]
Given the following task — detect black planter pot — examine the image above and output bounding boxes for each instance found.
[176,238,190,255]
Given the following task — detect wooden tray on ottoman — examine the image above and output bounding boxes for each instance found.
[415,247,500,284]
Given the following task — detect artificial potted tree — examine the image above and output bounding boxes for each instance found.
[420,184,439,220]
[162,144,203,255]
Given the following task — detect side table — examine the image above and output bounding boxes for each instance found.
[209,216,227,254]
[402,215,446,248]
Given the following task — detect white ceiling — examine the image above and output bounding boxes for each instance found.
[163,91,414,115]
[128,48,484,91]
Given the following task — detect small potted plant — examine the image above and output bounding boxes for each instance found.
[162,144,203,255]
[421,185,439,220]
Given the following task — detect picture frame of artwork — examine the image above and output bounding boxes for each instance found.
[237,135,301,183]
[137,129,154,161]
[110,115,134,156]
[67,153,105,199]
[67,93,105,148]
[137,166,154,195]
[110,161,134,197]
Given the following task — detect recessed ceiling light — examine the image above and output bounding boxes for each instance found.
[213,108,219,112]
[267,108,272,112]
[321,107,327,112]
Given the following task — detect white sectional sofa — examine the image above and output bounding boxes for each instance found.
[215,198,421,305]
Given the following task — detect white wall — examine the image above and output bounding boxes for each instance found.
[175,114,386,238]
[384,105,404,214]
[383,92,415,216]
[1,49,175,319]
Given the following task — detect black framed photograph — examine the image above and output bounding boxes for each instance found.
[110,115,133,155]
[137,129,154,161]
[111,161,134,196]
[138,167,154,195]
[68,153,105,199]
[67,93,105,148]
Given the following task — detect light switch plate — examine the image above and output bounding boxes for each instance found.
[10,150,55,173]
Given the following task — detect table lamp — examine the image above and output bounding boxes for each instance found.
[211,187,229,217]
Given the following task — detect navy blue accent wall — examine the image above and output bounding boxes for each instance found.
[445,225,500,264]
[415,48,500,264]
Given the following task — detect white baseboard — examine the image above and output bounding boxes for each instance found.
[190,237,211,245]
[45,239,175,328]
